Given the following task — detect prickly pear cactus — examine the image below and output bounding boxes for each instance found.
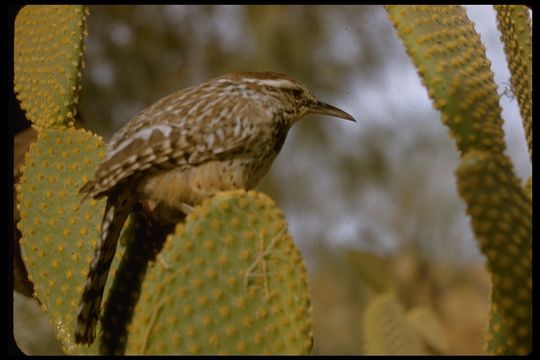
[14,5,313,355]
[457,150,531,355]
[524,176,531,200]
[385,5,531,355]
[494,5,531,159]
[14,5,88,131]
[406,306,448,354]
[362,293,425,355]
[126,190,313,355]
[16,127,118,354]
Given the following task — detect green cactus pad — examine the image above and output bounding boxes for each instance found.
[406,306,448,354]
[385,5,505,156]
[362,292,425,355]
[126,190,313,355]
[486,293,511,355]
[14,5,88,131]
[494,5,531,159]
[456,150,531,354]
[524,176,531,201]
[386,6,531,354]
[16,127,124,354]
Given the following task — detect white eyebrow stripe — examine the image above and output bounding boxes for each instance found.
[242,78,297,89]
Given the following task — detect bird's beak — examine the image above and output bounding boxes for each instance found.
[308,101,356,122]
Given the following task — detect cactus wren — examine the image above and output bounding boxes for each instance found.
[74,71,355,344]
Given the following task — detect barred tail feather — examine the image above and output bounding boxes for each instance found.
[74,188,134,344]
[78,180,98,205]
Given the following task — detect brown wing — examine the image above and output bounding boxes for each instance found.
[80,81,264,199]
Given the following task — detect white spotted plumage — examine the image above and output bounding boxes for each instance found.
[74,71,355,345]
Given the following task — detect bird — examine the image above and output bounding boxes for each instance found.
[74,71,355,344]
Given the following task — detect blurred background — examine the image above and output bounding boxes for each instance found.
[13,5,531,354]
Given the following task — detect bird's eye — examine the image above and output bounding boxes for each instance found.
[290,88,303,98]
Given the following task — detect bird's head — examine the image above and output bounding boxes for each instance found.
[223,71,356,123]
